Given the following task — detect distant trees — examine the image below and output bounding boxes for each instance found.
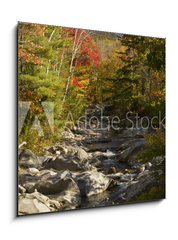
[97,34,165,120]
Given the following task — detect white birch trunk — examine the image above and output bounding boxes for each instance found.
[62,29,88,103]
[46,28,56,75]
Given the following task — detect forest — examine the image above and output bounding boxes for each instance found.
[18,22,165,215]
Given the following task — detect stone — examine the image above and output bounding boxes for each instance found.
[72,169,113,197]
[88,158,102,168]
[18,149,40,168]
[116,139,146,164]
[42,156,86,171]
[19,185,26,194]
[28,168,40,176]
[118,170,161,202]
[47,178,81,210]
[76,147,88,161]
[19,169,81,210]
[18,191,52,215]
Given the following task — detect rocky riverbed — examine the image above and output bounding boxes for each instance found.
[18,121,165,215]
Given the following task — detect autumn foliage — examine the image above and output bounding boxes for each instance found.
[18,22,165,153]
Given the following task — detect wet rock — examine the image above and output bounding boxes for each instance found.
[72,170,113,197]
[145,162,152,169]
[91,150,116,160]
[91,151,105,158]
[107,172,136,182]
[118,170,161,202]
[107,172,123,178]
[88,158,102,168]
[119,173,136,182]
[116,139,146,164]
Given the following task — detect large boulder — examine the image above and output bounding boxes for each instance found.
[20,169,74,193]
[47,179,81,210]
[18,191,62,215]
[112,170,163,203]
[46,144,89,161]
[42,155,91,172]
[116,138,146,164]
[72,170,114,197]
[19,169,81,210]
[43,156,80,171]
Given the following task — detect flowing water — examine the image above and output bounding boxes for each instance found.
[80,128,147,208]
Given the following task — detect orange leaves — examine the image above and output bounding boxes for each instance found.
[152,90,165,99]
[27,90,32,97]
[18,23,45,66]
[19,22,47,37]
[64,28,101,68]
[18,49,43,65]
[33,24,47,36]
[64,28,101,94]
[72,77,84,88]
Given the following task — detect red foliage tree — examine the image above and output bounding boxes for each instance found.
[64,28,101,89]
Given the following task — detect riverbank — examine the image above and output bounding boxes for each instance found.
[18,118,165,215]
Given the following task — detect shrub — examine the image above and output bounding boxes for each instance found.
[137,130,165,162]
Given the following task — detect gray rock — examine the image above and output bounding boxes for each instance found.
[19,185,26,194]
[47,178,81,210]
[119,173,136,182]
[72,170,113,197]
[107,172,136,182]
[28,168,40,175]
[20,169,75,194]
[42,156,87,171]
[18,191,53,215]
[116,139,146,164]
[76,147,88,161]
[18,149,40,168]
[118,170,161,202]
[19,169,81,210]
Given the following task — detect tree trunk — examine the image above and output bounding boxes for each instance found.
[46,28,56,75]
[62,30,92,104]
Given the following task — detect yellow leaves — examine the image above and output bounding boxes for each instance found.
[76,93,85,98]
[152,90,165,99]
[80,78,90,86]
